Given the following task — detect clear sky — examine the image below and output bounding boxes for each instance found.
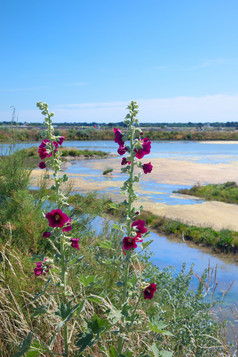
[1,0,238,123]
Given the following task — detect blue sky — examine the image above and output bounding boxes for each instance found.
[1,0,238,123]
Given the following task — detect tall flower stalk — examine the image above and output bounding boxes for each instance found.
[35,102,77,356]
[114,101,156,354]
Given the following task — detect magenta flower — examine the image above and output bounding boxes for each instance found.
[118,146,127,156]
[142,162,153,174]
[63,217,72,232]
[134,138,151,159]
[38,147,49,160]
[39,161,46,169]
[34,262,44,276]
[143,283,157,300]
[71,238,79,250]
[34,260,51,277]
[46,209,70,228]
[131,219,147,237]
[43,231,51,238]
[122,236,142,251]
[38,139,58,160]
[57,136,65,145]
[114,128,124,147]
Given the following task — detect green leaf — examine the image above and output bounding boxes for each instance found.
[87,295,104,304]
[62,174,68,182]
[108,307,122,324]
[32,278,51,302]
[28,254,45,263]
[149,322,173,336]
[109,346,117,357]
[55,300,85,329]
[75,332,94,353]
[98,241,115,250]
[159,351,173,357]
[79,274,99,287]
[33,304,49,317]
[87,314,111,334]
[25,351,40,357]
[14,332,33,357]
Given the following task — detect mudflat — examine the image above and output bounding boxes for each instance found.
[31,156,238,231]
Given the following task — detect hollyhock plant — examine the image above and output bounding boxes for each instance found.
[143,283,157,300]
[134,138,151,159]
[131,219,147,237]
[118,146,127,156]
[43,231,51,238]
[71,238,79,250]
[142,162,153,174]
[46,209,70,228]
[39,161,46,169]
[114,128,124,147]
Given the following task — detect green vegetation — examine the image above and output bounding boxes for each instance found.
[0,138,233,355]
[18,146,109,159]
[1,126,238,142]
[102,168,113,175]
[175,181,238,204]
[69,194,238,254]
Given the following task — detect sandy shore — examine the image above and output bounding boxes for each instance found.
[31,156,238,231]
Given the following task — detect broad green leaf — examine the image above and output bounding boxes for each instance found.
[149,322,173,336]
[79,274,99,287]
[14,332,33,357]
[33,304,49,317]
[87,314,111,334]
[55,300,84,329]
[108,307,122,324]
[75,332,94,353]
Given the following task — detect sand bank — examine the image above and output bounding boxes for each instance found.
[31,156,238,231]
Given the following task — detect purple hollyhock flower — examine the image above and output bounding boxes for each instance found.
[131,219,147,237]
[63,217,72,232]
[71,238,79,250]
[142,162,153,174]
[117,146,127,156]
[114,128,124,147]
[143,283,157,300]
[39,161,46,169]
[46,209,70,228]
[122,236,142,251]
[57,136,65,145]
[34,262,44,276]
[43,231,51,238]
[134,138,151,159]
[34,260,51,277]
[38,139,58,160]
[38,147,49,160]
